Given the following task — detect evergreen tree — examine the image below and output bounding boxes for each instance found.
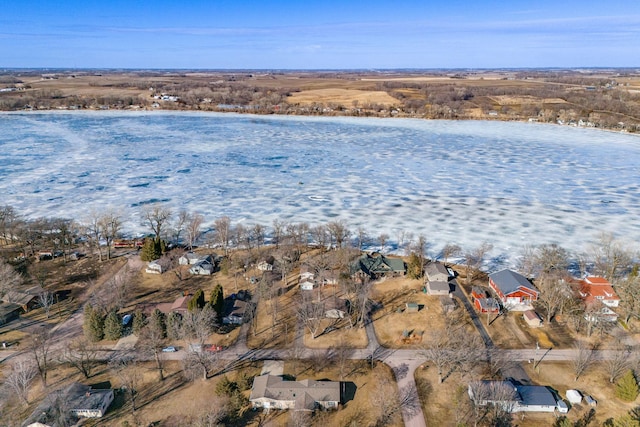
[103,310,123,341]
[140,238,163,261]
[151,308,167,338]
[210,284,224,323]
[406,252,424,279]
[83,304,104,342]
[132,309,147,336]
[617,370,640,402]
[167,311,182,340]
[188,289,205,312]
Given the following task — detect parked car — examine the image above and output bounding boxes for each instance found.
[162,346,177,352]
[122,314,133,327]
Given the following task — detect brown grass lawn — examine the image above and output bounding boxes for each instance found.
[303,319,368,349]
[521,361,638,426]
[371,276,477,348]
[278,359,404,427]
[415,359,639,427]
[246,284,297,350]
[287,88,399,107]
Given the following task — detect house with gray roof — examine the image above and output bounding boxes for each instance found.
[468,379,565,413]
[488,269,539,310]
[23,382,114,426]
[250,374,340,411]
[350,253,405,280]
[425,261,455,295]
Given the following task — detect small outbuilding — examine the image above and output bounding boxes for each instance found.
[523,310,542,328]
[566,389,582,405]
[405,302,419,312]
[145,260,163,274]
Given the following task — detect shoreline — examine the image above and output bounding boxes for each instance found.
[1,108,637,138]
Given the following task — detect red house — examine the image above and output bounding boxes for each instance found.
[471,287,500,313]
[488,269,539,309]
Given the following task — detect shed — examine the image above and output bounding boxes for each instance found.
[145,260,163,274]
[405,302,419,312]
[523,310,542,328]
[566,389,582,405]
[440,296,457,313]
[584,395,597,407]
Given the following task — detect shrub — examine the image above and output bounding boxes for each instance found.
[617,370,640,402]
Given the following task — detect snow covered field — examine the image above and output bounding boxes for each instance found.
[1,111,638,261]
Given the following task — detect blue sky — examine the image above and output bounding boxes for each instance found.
[1,0,639,69]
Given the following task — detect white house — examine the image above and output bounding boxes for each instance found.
[300,279,315,291]
[145,260,163,274]
[189,259,214,275]
[179,252,201,265]
[257,260,274,271]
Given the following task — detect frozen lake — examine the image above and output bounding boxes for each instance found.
[1,111,639,261]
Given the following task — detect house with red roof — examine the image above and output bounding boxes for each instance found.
[576,276,619,322]
[488,269,539,310]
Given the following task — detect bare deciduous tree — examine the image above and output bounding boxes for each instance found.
[468,380,518,426]
[84,210,104,262]
[4,359,36,405]
[327,220,351,248]
[186,212,205,250]
[535,272,571,323]
[99,211,121,260]
[572,340,594,381]
[440,243,462,265]
[29,329,53,386]
[110,352,142,414]
[464,242,493,285]
[615,274,640,325]
[298,292,325,340]
[62,337,98,379]
[214,216,232,255]
[604,341,635,383]
[38,290,55,319]
[142,203,172,241]
[378,233,389,252]
[138,320,167,381]
[171,209,189,245]
[0,258,22,299]
[591,232,633,280]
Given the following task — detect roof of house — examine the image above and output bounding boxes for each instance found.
[350,253,405,276]
[0,302,22,317]
[471,380,557,408]
[23,383,113,427]
[477,298,500,311]
[516,384,557,407]
[425,262,449,279]
[428,281,451,292]
[523,310,541,322]
[577,276,619,304]
[471,287,487,297]
[224,298,247,318]
[3,286,45,306]
[489,269,538,296]
[250,375,340,410]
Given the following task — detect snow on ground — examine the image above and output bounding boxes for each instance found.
[1,111,638,264]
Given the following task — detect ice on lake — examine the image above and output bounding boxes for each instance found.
[1,111,639,263]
